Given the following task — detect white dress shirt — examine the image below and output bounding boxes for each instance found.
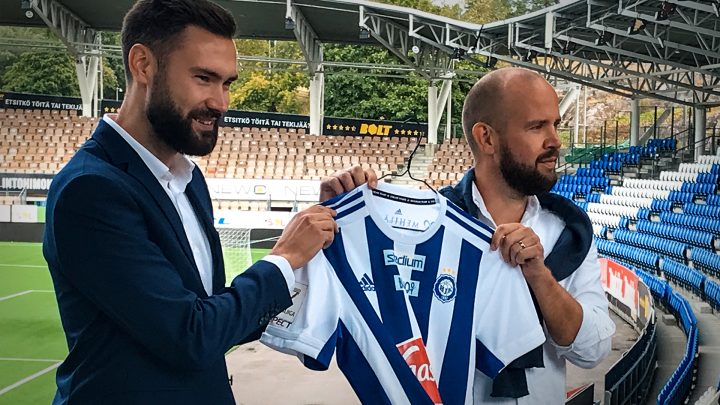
[470,183,616,404]
[103,115,294,296]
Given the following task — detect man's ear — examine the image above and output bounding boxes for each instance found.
[471,122,496,155]
[126,44,156,87]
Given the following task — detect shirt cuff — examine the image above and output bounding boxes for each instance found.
[261,255,295,294]
[553,303,614,354]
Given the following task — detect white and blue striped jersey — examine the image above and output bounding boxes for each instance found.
[261,183,545,404]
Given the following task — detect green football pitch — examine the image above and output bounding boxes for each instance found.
[0,242,269,404]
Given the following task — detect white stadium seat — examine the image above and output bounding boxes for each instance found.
[621,179,684,191]
[609,187,670,200]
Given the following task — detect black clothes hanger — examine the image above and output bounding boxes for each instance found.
[378,117,437,193]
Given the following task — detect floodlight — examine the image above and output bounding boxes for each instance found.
[628,18,647,35]
[284,17,296,30]
[359,27,371,40]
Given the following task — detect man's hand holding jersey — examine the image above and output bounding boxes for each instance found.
[272,166,377,271]
[320,166,378,202]
[271,205,338,270]
[491,223,583,346]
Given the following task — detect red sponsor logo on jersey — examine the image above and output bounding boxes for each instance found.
[396,337,442,404]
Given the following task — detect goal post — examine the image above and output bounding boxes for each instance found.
[216,225,252,285]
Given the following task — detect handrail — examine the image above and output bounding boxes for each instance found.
[674,128,718,156]
[558,126,718,175]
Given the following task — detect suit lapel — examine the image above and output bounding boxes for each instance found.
[91,121,205,291]
[185,171,226,292]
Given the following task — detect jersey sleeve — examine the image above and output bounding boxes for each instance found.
[260,252,342,370]
[473,250,546,378]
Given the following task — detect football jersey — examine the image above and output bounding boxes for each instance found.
[261,183,545,404]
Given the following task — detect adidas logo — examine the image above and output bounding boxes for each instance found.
[394,209,403,215]
[359,273,375,292]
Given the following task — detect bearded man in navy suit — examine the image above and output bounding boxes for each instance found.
[43,1,376,403]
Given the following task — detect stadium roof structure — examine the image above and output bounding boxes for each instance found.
[2,0,719,105]
[1,0,718,145]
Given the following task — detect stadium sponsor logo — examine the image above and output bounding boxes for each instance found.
[0,175,53,192]
[359,123,392,136]
[433,274,456,303]
[394,275,420,297]
[396,337,442,403]
[359,273,375,292]
[0,92,82,111]
[383,250,425,272]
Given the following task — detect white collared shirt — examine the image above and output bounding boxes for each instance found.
[103,115,294,296]
[471,183,615,404]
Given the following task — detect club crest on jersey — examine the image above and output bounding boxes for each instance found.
[433,274,456,303]
[383,250,425,272]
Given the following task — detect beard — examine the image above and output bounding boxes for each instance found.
[146,72,221,157]
[499,141,558,196]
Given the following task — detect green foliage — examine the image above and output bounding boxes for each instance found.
[323,44,426,121]
[230,71,309,114]
[101,32,125,93]
[462,0,556,23]
[229,39,309,114]
[374,0,461,18]
[1,50,118,99]
[2,51,80,96]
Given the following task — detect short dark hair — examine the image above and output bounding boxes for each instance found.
[462,72,506,156]
[121,0,236,82]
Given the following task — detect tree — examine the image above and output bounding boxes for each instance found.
[229,39,310,114]
[2,50,118,98]
[101,32,126,95]
[2,51,80,96]
[462,0,556,23]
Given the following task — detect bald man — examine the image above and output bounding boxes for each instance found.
[438,67,614,403]
[320,68,614,403]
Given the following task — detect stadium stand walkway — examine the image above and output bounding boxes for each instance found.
[646,307,689,403]
[674,289,720,403]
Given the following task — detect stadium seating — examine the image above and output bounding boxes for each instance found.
[426,137,472,188]
[678,163,719,174]
[635,220,716,251]
[0,108,96,174]
[698,156,720,165]
[612,228,688,262]
[0,109,414,181]
[658,212,720,236]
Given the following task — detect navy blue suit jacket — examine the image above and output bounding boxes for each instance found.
[43,120,292,404]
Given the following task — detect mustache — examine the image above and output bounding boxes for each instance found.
[536,149,559,162]
[189,108,222,121]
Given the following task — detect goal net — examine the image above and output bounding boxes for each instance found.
[216,226,252,285]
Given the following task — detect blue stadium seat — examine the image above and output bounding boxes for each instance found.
[667,191,695,204]
[656,213,720,241]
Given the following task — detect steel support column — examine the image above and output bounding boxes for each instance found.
[694,106,707,157]
[631,98,641,147]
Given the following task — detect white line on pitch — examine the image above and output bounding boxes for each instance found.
[0,358,63,363]
[0,291,33,302]
[0,242,41,247]
[0,362,61,396]
[0,264,47,268]
[0,290,54,302]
